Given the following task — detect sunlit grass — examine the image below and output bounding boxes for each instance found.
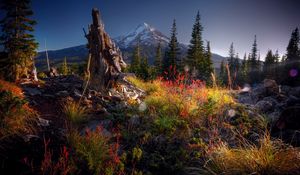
[62,100,88,126]
[127,76,235,120]
[204,133,300,174]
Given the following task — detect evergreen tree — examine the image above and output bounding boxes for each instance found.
[286,28,300,62]
[239,53,248,84]
[219,60,227,85]
[186,11,209,80]
[249,35,260,84]
[284,28,300,85]
[0,0,38,81]
[163,19,180,78]
[61,57,69,75]
[228,42,236,74]
[204,41,213,82]
[140,57,150,80]
[154,42,162,76]
[129,43,141,74]
[263,50,275,79]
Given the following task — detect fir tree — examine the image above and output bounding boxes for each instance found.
[219,60,227,85]
[286,28,300,62]
[249,35,260,84]
[154,42,162,76]
[129,43,141,74]
[239,53,248,84]
[186,11,206,79]
[228,42,236,74]
[263,50,276,79]
[284,28,300,85]
[0,0,38,81]
[140,57,150,80]
[61,57,69,75]
[204,41,213,82]
[163,19,180,78]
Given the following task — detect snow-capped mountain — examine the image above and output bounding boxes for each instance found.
[35,22,225,70]
[114,22,169,48]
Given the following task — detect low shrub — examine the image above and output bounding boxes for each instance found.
[67,127,123,175]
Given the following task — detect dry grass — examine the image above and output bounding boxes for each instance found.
[205,133,300,175]
[62,100,88,126]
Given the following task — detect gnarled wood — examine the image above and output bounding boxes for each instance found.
[84,8,126,92]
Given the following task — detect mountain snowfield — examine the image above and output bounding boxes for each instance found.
[35,22,225,70]
[114,23,169,48]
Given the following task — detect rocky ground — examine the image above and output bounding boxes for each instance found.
[20,76,300,147]
[238,79,300,145]
[19,74,145,145]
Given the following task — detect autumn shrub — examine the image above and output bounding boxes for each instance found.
[67,126,124,175]
[40,138,75,175]
[0,84,36,136]
[204,133,300,174]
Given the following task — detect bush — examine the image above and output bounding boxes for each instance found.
[0,87,36,136]
[67,127,123,175]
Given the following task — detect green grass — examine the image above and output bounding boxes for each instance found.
[62,101,88,126]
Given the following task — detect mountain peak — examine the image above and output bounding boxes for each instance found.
[115,22,169,48]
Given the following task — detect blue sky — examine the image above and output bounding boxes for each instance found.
[31,0,300,58]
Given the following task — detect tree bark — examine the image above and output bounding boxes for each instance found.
[84,8,126,92]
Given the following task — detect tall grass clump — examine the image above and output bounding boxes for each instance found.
[62,100,88,126]
[204,133,300,174]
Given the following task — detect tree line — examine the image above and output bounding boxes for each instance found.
[128,12,214,84]
[219,28,300,87]
[0,0,299,86]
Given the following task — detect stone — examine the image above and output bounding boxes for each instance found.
[23,87,41,96]
[81,120,112,137]
[255,100,273,113]
[263,79,279,95]
[129,115,140,127]
[56,90,69,97]
[49,67,59,77]
[276,106,300,130]
[238,94,255,105]
[37,117,50,127]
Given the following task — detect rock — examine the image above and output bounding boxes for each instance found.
[128,115,140,127]
[263,79,279,95]
[279,85,291,95]
[289,86,300,97]
[81,120,112,137]
[49,67,59,77]
[37,117,50,127]
[262,96,279,107]
[255,100,273,113]
[56,90,69,97]
[276,106,300,130]
[266,111,281,124]
[42,94,55,99]
[251,84,265,102]
[238,94,255,105]
[286,95,300,106]
[23,134,40,142]
[23,87,41,96]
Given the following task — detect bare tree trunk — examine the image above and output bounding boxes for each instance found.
[84,8,126,92]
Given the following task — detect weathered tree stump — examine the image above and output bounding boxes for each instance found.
[84,8,126,92]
